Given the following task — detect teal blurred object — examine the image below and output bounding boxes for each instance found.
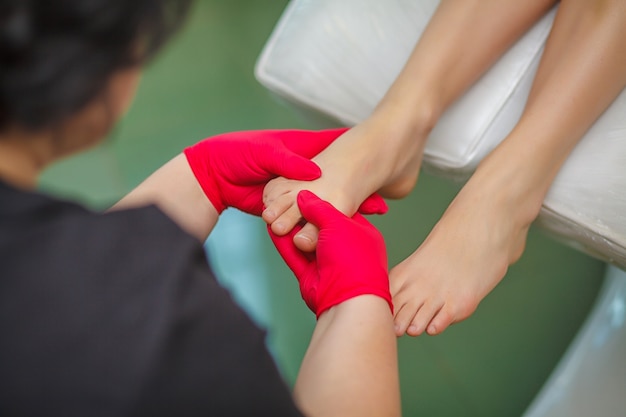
[39,1,606,416]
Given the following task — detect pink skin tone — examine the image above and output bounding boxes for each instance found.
[263,0,626,336]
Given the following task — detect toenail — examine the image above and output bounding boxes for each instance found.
[263,209,276,221]
[295,233,313,243]
[274,222,286,234]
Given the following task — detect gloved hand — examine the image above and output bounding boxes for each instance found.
[184,129,388,216]
[270,190,393,318]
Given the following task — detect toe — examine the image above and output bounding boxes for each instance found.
[392,304,413,337]
[408,300,443,337]
[426,305,455,335]
[393,299,423,337]
[263,193,297,225]
[270,204,303,236]
[294,222,319,252]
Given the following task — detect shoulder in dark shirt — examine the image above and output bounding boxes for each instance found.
[0,182,303,417]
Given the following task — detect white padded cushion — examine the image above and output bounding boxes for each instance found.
[255,0,626,269]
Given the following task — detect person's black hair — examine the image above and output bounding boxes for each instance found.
[0,0,192,131]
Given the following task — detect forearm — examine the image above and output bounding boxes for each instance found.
[294,296,400,417]
[111,154,218,241]
[471,0,626,222]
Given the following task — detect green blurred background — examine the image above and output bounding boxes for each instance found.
[39,1,606,416]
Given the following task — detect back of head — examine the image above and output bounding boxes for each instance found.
[0,0,192,132]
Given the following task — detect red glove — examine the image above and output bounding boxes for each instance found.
[184,129,388,216]
[270,190,393,318]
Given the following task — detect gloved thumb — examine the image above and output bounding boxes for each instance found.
[297,190,347,229]
[259,146,322,181]
[280,128,349,158]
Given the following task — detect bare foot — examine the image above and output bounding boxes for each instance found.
[390,171,539,336]
[263,174,356,251]
[263,117,428,252]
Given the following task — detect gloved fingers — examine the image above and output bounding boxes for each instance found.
[357,193,388,215]
[296,190,348,229]
[258,146,322,181]
[268,225,312,277]
[280,128,349,158]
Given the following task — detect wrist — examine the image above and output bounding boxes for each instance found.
[365,105,434,198]
[183,146,226,213]
[315,275,393,319]
[317,295,394,323]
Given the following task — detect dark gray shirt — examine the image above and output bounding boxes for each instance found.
[0,181,303,417]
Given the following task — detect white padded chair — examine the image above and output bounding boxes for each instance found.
[254,1,626,415]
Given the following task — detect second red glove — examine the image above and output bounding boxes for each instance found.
[270,190,393,318]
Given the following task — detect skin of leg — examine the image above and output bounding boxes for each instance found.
[391,0,626,337]
[262,0,556,252]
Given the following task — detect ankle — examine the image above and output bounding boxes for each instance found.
[469,161,544,235]
[368,105,436,198]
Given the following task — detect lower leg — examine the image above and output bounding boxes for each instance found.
[321,0,559,200]
[391,0,626,336]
